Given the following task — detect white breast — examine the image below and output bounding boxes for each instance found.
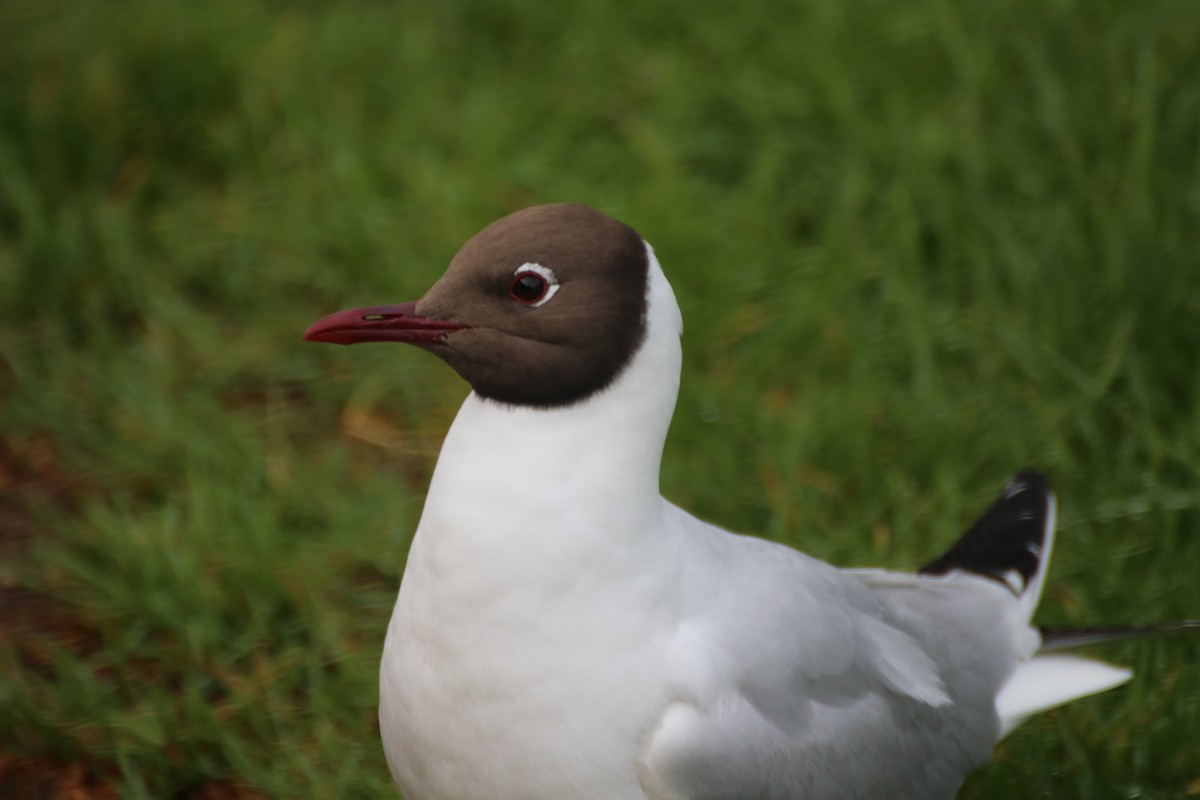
[380,519,677,799]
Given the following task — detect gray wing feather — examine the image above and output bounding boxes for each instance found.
[640,514,1018,800]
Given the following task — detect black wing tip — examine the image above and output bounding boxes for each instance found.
[1006,469,1051,495]
[1040,621,1200,652]
[918,470,1054,592]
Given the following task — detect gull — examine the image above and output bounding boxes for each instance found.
[305,203,1138,799]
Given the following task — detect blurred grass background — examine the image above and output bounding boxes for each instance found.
[1,0,1198,797]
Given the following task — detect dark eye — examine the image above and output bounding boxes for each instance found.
[509,272,549,304]
[507,263,560,307]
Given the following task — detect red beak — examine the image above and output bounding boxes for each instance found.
[303,302,466,345]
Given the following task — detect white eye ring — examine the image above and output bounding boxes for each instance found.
[511,262,560,308]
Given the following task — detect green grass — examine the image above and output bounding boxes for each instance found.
[2,0,1199,797]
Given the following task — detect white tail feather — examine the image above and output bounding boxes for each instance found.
[995,654,1132,737]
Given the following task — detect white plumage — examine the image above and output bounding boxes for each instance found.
[366,243,1129,799]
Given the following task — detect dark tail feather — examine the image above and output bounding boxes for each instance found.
[1039,621,1200,652]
